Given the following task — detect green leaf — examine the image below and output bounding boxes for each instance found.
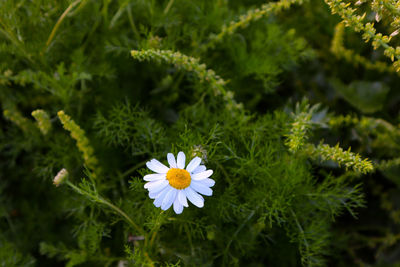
[332,79,390,114]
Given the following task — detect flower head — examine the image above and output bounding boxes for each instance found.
[53,168,68,186]
[144,151,215,214]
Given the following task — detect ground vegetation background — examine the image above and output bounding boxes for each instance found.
[1,0,400,266]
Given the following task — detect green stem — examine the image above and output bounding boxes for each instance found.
[44,0,82,51]
[148,210,165,249]
[66,180,144,235]
[290,209,310,255]
[126,5,141,40]
[224,210,255,255]
[163,0,175,15]
[121,160,147,178]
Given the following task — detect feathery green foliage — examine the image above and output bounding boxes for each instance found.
[1,0,400,266]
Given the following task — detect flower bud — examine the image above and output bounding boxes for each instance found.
[53,168,68,186]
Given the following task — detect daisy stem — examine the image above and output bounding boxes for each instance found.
[144,252,155,267]
[149,230,158,248]
[65,180,144,235]
[148,210,165,249]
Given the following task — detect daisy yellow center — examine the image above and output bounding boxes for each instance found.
[166,168,191,189]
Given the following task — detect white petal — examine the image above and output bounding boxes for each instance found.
[167,153,177,168]
[149,190,160,199]
[153,187,170,207]
[190,181,213,196]
[177,151,186,169]
[178,190,188,207]
[201,178,215,187]
[143,173,166,182]
[191,170,213,181]
[146,159,169,173]
[193,165,206,174]
[149,186,168,199]
[173,198,183,214]
[184,187,204,208]
[161,188,177,210]
[186,157,201,172]
[144,179,169,192]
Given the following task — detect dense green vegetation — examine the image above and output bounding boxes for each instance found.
[1,0,400,266]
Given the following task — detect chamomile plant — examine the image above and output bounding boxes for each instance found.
[144,151,215,214]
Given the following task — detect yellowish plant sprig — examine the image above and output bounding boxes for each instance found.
[327,114,360,128]
[328,114,400,137]
[331,23,397,74]
[0,69,13,85]
[31,109,52,135]
[305,143,374,174]
[328,114,400,171]
[360,117,400,137]
[371,0,400,27]
[325,0,400,71]
[204,0,304,50]
[131,49,243,111]
[285,112,312,153]
[57,110,100,178]
[285,102,322,153]
[3,108,33,133]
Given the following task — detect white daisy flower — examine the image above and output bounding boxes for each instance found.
[143,151,215,214]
